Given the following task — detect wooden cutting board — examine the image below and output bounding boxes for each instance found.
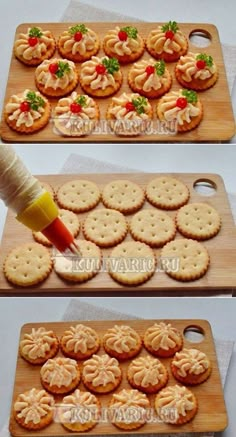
[9,319,228,436]
[1,22,235,143]
[0,173,236,296]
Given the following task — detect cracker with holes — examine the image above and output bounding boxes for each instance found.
[53,240,101,283]
[130,209,176,247]
[109,241,156,285]
[161,238,209,281]
[176,203,221,240]
[102,179,145,214]
[3,243,52,287]
[146,176,189,210]
[83,209,127,247]
[33,209,80,246]
[57,179,100,213]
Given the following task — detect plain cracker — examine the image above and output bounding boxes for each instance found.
[176,203,221,240]
[146,176,189,210]
[109,241,156,285]
[130,209,176,247]
[4,242,52,287]
[160,238,209,281]
[57,179,100,213]
[102,179,145,214]
[83,208,127,247]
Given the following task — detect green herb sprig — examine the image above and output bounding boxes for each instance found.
[154,60,165,76]
[29,27,43,38]
[196,53,213,68]
[182,89,198,104]
[161,21,179,33]
[102,57,120,75]
[26,91,45,110]
[120,26,138,39]
[69,24,88,35]
[55,61,71,78]
[132,96,148,114]
[75,95,87,107]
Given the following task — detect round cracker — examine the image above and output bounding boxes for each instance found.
[58,28,100,62]
[128,62,172,99]
[60,390,100,432]
[53,239,101,283]
[146,176,189,210]
[57,179,100,213]
[160,238,209,281]
[155,385,198,425]
[83,208,127,247]
[4,242,52,287]
[13,388,54,430]
[109,241,156,285]
[102,179,145,214]
[130,209,176,247]
[157,94,203,133]
[176,203,221,240]
[5,93,51,134]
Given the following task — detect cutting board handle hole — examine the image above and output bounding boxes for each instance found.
[189,29,212,47]
[193,178,217,196]
[184,325,205,343]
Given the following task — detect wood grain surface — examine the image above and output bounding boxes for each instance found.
[0,173,236,296]
[9,319,228,436]
[1,22,235,142]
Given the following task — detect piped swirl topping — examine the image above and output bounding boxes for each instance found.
[129,356,166,387]
[62,323,99,354]
[40,357,79,387]
[20,326,57,359]
[104,26,142,56]
[83,354,121,387]
[172,348,210,377]
[103,325,140,353]
[5,90,46,127]
[14,27,54,60]
[145,322,182,351]
[156,385,195,423]
[148,21,186,55]
[177,52,217,82]
[14,388,54,424]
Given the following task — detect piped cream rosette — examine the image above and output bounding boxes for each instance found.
[53,92,99,136]
[107,92,152,136]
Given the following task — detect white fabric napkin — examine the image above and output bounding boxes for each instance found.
[62,0,236,94]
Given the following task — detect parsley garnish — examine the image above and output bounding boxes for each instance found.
[154,60,165,76]
[29,27,43,38]
[132,96,148,114]
[196,53,213,68]
[55,61,71,78]
[182,89,198,104]
[161,21,179,33]
[26,91,45,110]
[69,24,88,35]
[102,57,120,75]
[120,26,138,39]
[75,95,87,107]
